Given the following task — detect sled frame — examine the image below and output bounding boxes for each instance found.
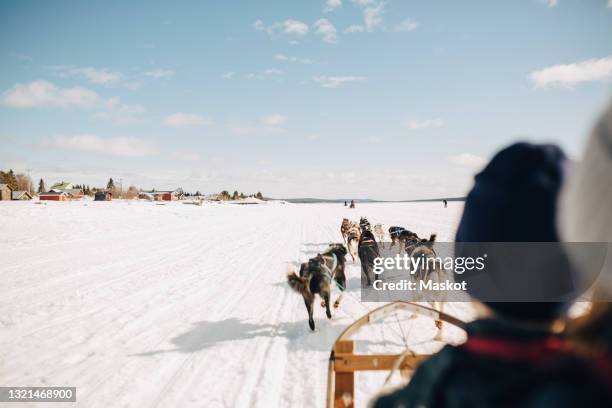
[326,301,466,408]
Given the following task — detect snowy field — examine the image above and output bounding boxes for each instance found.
[0,200,474,408]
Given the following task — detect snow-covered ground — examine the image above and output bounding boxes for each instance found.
[0,200,474,408]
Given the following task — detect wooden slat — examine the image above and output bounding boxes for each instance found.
[334,353,430,372]
[334,341,355,408]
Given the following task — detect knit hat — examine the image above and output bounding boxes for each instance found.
[456,142,573,321]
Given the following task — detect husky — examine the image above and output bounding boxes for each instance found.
[388,226,419,254]
[358,223,380,286]
[346,223,361,262]
[359,217,371,230]
[340,218,353,244]
[406,233,449,340]
[405,233,437,259]
[373,224,385,246]
[287,244,348,331]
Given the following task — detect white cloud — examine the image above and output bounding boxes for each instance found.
[528,55,612,88]
[275,53,292,61]
[145,69,175,79]
[164,113,212,128]
[314,18,337,43]
[261,114,286,126]
[246,69,285,80]
[313,75,366,88]
[94,97,146,124]
[364,1,385,31]
[448,153,486,169]
[395,18,419,32]
[253,19,265,31]
[43,134,158,157]
[1,80,100,108]
[172,151,201,162]
[325,0,342,12]
[344,24,365,33]
[47,65,123,85]
[223,71,236,79]
[547,0,558,7]
[246,73,265,80]
[406,118,445,129]
[283,19,309,35]
[352,0,376,6]
[608,0,612,8]
[252,19,309,38]
[275,54,315,64]
[263,68,284,75]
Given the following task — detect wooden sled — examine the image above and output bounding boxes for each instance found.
[326,301,466,408]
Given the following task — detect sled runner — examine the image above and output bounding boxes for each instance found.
[326,301,466,408]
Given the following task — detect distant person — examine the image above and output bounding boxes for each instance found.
[350,199,355,209]
[344,201,347,207]
[373,143,607,407]
[443,199,448,208]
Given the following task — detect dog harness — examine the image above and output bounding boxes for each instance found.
[320,253,345,291]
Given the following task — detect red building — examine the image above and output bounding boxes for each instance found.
[39,191,70,201]
[140,188,184,201]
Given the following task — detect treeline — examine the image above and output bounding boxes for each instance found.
[0,169,34,193]
[102,178,139,199]
[218,190,264,200]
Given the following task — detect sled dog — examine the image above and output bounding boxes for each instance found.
[340,218,354,244]
[406,233,450,340]
[388,226,419,254]
[358,223,380,286]
[287,244,348,331]
[346,224,361,262]
[373,223,385,245]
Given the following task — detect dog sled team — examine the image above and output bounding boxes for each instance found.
[288,214,447,332]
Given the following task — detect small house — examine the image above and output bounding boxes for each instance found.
[141,188,184,201]
[0,184,13,201]
[12,191,32,200]
[94,191,113,201]
[39,191,70,201]
[48,182,83,199]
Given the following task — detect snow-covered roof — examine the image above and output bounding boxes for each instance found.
[50,182,74,190]
[11,191,31,199]
[40,190,68,196]
[142,188,183,194]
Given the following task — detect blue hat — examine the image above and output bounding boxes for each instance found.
[456,142,572,321]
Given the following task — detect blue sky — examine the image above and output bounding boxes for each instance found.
[1,0,611,199]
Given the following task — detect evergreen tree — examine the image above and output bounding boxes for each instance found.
[107,178,115,192]
[5,170,18,190]
[255,191,263,200]
[38,178,46,193]
[232,190,239,200]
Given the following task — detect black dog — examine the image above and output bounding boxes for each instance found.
[359,223,380,286]
[388,226,419,253]
[287,244,348,331]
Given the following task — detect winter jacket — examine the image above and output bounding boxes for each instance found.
[373,318,611,408]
